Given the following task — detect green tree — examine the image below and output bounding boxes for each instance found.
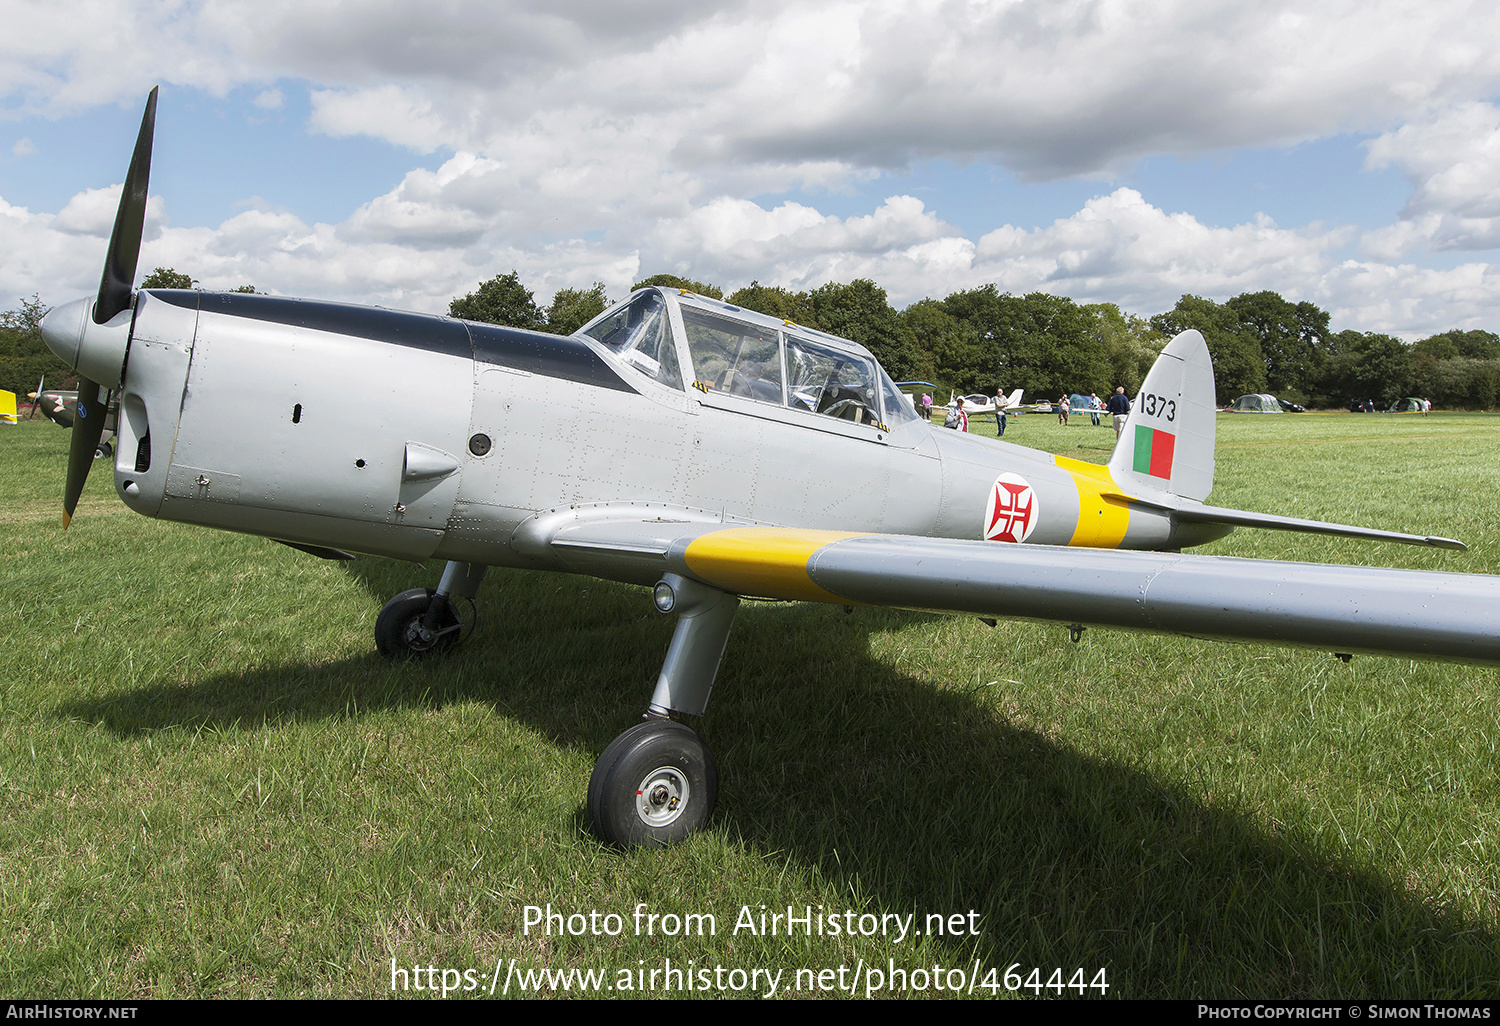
[899,299,976,390]
[726,281,817,325]
[1151,295,1265,403]
[449,271,544,329]
[0,295,71,396]
[1084,302,1166,396]
[1416,358,1500,409]
[1413,329,1500,362]
[1319,331,1411,407]
[230,285,261,294]
[938,286,1110,400]
[803,279,921,380]
[1406,329,1500,408]
[1225,291,1330,401]
[632,273,723,300]
[139,267,196,289]
[544,283,609,336]
[939,285,1025,389]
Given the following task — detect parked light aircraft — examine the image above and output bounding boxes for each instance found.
[28,377,119,457]
[27,378,69,425]
[41,90,1500,847]
[941,389,1025,416]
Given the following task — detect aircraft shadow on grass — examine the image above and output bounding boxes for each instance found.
[63,562,1495,997]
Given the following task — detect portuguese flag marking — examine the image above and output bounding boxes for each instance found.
[1133,424,1175,479]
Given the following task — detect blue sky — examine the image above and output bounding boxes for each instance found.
[3,86,445,228]
[3,1,1499,338]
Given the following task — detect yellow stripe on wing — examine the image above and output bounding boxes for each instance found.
[683,527,868,602]
[1054,455,1130,548]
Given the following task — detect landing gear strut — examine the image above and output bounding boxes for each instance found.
[588,574,738,847]
[374,560,487,658]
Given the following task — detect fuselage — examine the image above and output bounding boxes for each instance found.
[103,287,1219,572]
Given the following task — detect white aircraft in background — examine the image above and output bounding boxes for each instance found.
[941,388,1026,415]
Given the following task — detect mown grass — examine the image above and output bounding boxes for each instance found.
[3,412,1499,999]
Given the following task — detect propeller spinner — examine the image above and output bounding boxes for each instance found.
[40,86,157,528]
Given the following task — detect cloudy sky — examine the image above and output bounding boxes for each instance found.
[2,0,1498,338]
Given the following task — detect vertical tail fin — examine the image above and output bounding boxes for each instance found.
[1107,329,1216,501]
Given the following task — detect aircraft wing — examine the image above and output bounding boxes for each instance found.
[538,518,1500,665]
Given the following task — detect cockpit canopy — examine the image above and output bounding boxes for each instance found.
[584,289,920,430]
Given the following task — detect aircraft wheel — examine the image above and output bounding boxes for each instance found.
[94,441,112,460]
[589,719,717,847]
[374,587,460,659]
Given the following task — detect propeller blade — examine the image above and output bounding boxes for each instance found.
[95,86,158,325]
[65,86,155,526]
[63,377,107,527]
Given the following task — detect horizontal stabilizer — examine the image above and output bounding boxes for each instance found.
[1109,493,1466,550]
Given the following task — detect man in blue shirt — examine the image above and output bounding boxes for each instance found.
[1106,387,1131,440]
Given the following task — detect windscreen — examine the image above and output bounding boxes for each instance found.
[584,291,682,388]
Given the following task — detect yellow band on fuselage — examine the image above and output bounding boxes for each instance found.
[1054,456,1130,548]
[683,527,867,602]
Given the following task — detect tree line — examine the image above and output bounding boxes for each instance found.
[4,266,1497,409]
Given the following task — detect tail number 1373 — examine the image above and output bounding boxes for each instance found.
[1140,393,1176,422]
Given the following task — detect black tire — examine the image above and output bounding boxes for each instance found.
[94,441,112,460]
[589,720,717,847]
[374,587,460,659]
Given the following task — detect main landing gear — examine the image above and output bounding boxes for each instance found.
[374,560,487,658]
[374,563,739,848]
[589,574,738,847]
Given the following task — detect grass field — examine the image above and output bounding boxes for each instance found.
[3,412,1499,999]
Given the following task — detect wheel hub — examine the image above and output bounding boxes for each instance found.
[635,766,689,827]
[403,621,437,650]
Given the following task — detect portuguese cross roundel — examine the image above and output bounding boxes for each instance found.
[984,473,1039,543]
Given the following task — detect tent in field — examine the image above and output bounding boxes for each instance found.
[1228,394,1284,413]
[1387,397,1424,413]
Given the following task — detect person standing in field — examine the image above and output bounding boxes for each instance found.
[943,397,969,431]
[1107,386,1131,439]
[1057,396,1069,426]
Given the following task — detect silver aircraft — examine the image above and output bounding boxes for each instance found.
[42,90,1500,847]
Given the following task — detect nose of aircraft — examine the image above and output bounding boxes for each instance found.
[41,296,133,388]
